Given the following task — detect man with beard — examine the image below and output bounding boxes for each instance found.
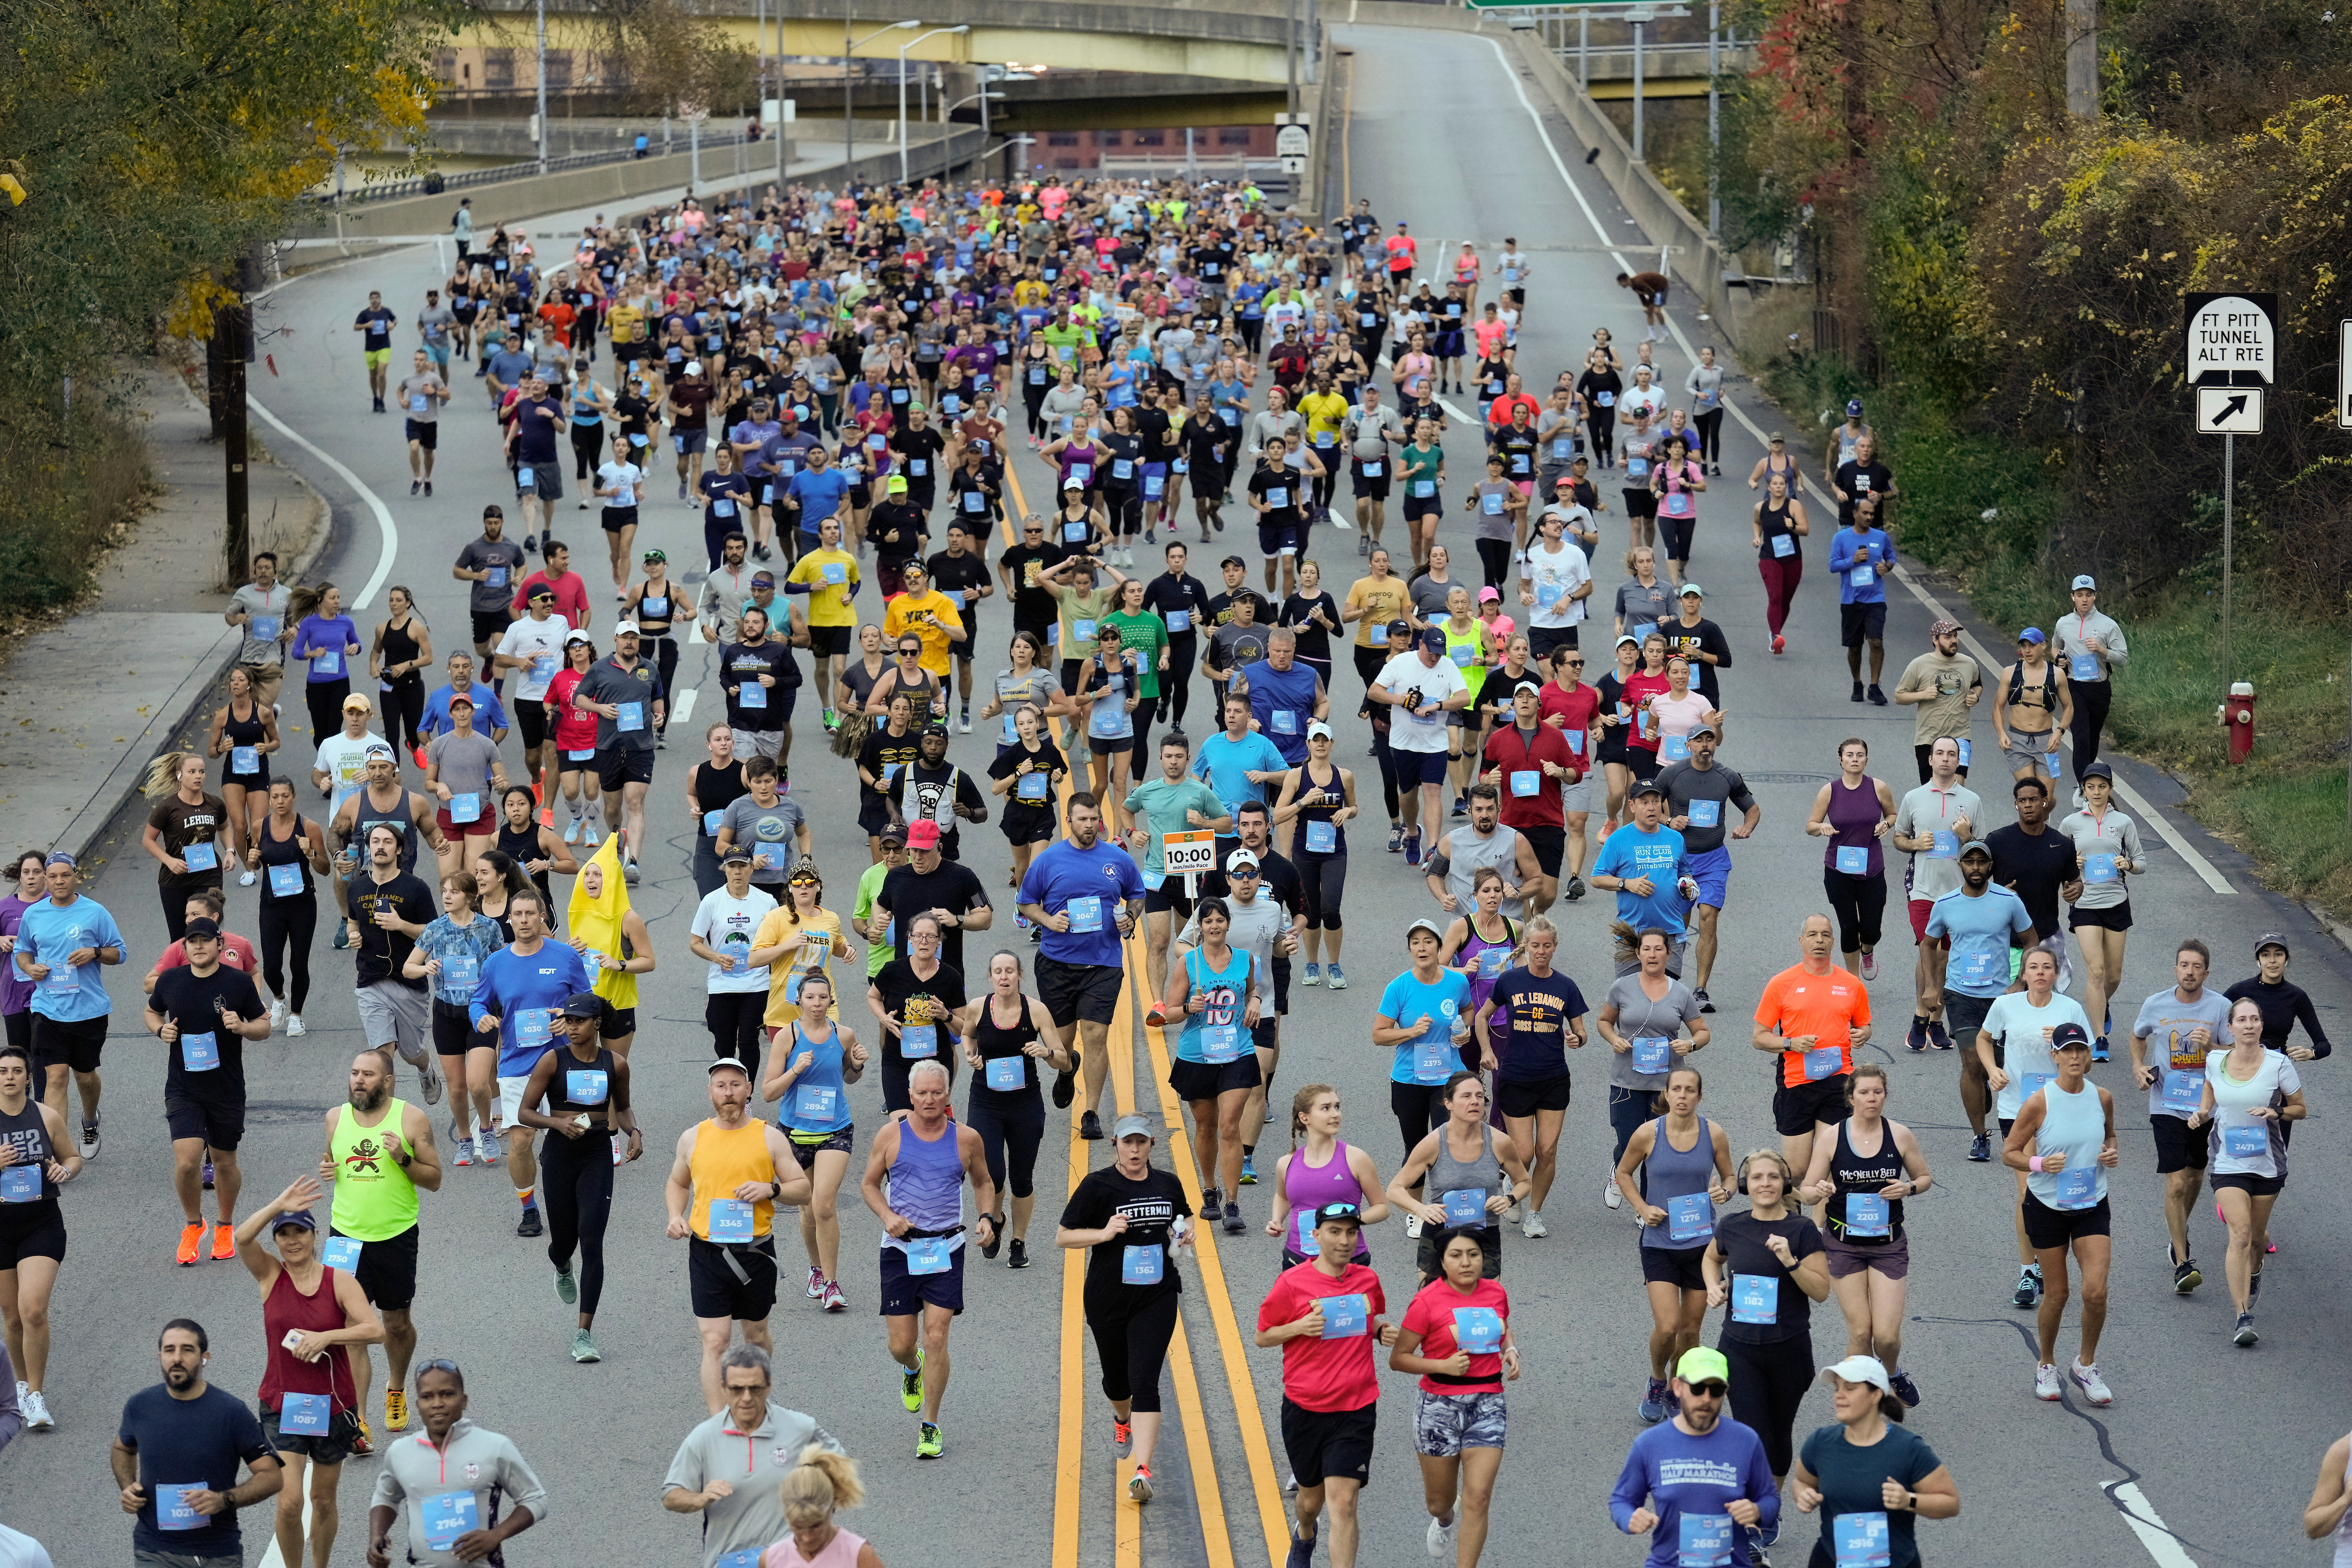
[112,1319,283,1564]
[1016,794,1145,1141]
[883,724,990,865]
[318,1048,441,1447]
[1608,1347,1779,1562]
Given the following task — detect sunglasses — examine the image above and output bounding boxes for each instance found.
[1685,1381,1728,1397]
[1565,659,1585,668]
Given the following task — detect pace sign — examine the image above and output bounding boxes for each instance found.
[2183,293,2278,385]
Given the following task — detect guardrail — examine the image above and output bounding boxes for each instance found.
[312,131,764,206]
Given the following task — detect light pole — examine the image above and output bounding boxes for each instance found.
[845,17,921,185]
[535,0,550,174]
[899,25,969,185]
[1707,0,1719,235]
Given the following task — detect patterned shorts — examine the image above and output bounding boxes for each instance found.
[1413,1388,1508,1457]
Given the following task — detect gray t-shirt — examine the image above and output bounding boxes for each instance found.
[417,304,455,346]
[577,656,663,754]
[2130,985,2234,1120]
[990,667,1063,745]
[230,582,292,666]
[456,536,526,614]
[1409,573,1465,622]
[1472,480,1518,543]
[720,792,807,882]
[1654,760,1756,855]
[661,1402,841,1568]
[1894,782,1983,903]
[426,729,503,806]
[1606,972,1704,1090]
[1614,577,1674,632]
[1208,621,1270,677]
[395,372,446,424]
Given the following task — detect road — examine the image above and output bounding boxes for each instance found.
[10,22,2345,1568]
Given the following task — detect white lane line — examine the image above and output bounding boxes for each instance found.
[254,1485,313,1568]
[249,396,400,612]
[671,687,697,728]
[2109,1482,2202,1568]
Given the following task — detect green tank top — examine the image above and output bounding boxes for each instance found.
[329,1100,420,1242]
[1445,620,1488,702]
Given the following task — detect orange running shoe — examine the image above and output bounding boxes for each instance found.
[212,1223,236,1261]
[176,1223,205,1266]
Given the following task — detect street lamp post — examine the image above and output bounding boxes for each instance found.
[899,25,969,185]
[844,16,921,187]
[535,0,550,174]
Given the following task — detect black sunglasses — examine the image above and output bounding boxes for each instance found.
[1685,1380,1728,1397]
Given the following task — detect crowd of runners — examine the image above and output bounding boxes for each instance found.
[2,168,2334,1568]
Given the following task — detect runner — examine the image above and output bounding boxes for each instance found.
[469,888,594,1235]
[686,723,748,899]
[1700,1143,1828,1506]
[226,549,295,715]
[689,845,776,1070]
[1617,1065,1734,1423]
[1656,724,1759,1010]
[860,1059,999,1460]
[1056,1113,1195,1503]
[1990,627,2071,784]
[1798,1064,1933,1415]
[0,1042,76,1432]
[1162,893,1266,1229]
[1255,1201,1397,1568]
[328,745,441,953]
[1891,738,1981,1053]
[112,1318,284,1565]
[1979,947,2091,1306]
[2053,574,2128,803]
[2185,997,2304,1347]
[406,874,505,1165]
[1616,270,1670,341]
[234,1176,381,1567]
[2001,1022,2118,1403]
[355,290,399,411]
[2058,760,2144,1058]
[346,823,443,1104]
[1371,625,1473,866]
[1269,722,1356,986]
[514,994,642,1360]
[764,971,868,1313]
[663,1056,814,1414]
[1015,793,1145,1139]
[1269,1083,1393,1268]
[143,916,266,1266]
[1787,1357,1958,1562]
[1390,1223,1521,1566]
[1594,928,1708,1212]
[1924,840,2035,1142]
[207,668,278,880]
[1472,914,1586,1236]
[571,622,666,882]
[1608,1347,1778,1567]
[1388,1072,1531,1287]
[318,1046,438,1451]
[18,852,123,1160]
[1424,785,1540,925]
[1589,781,1696,978]
[141,752,229,943]
[2224,931,2331,1063]
[366,1359,549,1568]
[1752,915,1871,1208]
[1889,621,1982,784]
[1826,505,1894,706]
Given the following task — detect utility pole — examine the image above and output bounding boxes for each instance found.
[1287,0,1300,122]
[535,0,550,174]
[216,302,251,583]
[2066,0,2097,117]
[845,2,855,182]
[1707,0,1720,235]
[1629,11,1648,162]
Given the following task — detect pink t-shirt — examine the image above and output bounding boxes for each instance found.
[763,1527,867,1568]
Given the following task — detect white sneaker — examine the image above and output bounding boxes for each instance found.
[1603,1181,1623,1210]
[287,1015,307,1036]
[1521,1208,1548,1239]
[269,998,289,1031]
[1426,1512,1459,1558]
[2069,1360,2113,1406]
[22,1390,51,1430]
[238,869,257,887]
[2034,1363,2062,1401]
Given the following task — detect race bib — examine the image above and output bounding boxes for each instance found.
[321,1236,363,1270]
[1200,1024,1241,1064]
[794,1083,839,1122]
[1731,1273,1778,1324]
[1304,820,1337,855]
[905,1236,954,1274]
[1166,609,1192,634]
[517,1008,554,1048]
[739,682,766,710]
[1266,487,1290,509]
[1442,1188,1488,1227]
[0,1166,42,1203]
[1067,896,1104,933]
[2082,853,2119,884]
[1510,770,1541,797]
[1928,830,1959,859]
[230,746,261,776]
[448,793,482,824]
[1686,799,1720,829]
[1631,1036,1672,1074]
[251,614,281,643]
[1835,846,1870,876]
[1411,479,1436,498]
[2223,1124,2269,1159]
[822,563,847,585]
[1679,1512,1734,1568]
[1413,1035,1452,1084]
[1017,771,1051,804]
[1772,532,1796,559]
[1122,1244,1163,1285]
[179,1031,220,1072]
[1482,492,1504,516]
[901,1023,938,1058]
[279,1392,331,1436]
[2070,652,2100,682]
[439,951,478,993]
[985,1055,1027,1091]
[1834,1513,1891,1568]
[182,841,219,872]
[155,1484,207,1532]
[1666,1192,1712,1244]
[1849,564,1875,588]
[707,1200,756,1243]
[1845,1193,1891,1238]
[1317,1293,1368,1338]
[2054,1166,2098,1209]
[1452,1305,1504,1354]
[424,1492,481,1552]
[1272,709,1299,735]
[617,702,646,733]
[1064,520,1089,544]
[565,1069,609,1105]
[1659,735,1690,762]
[1804,1045,1845,1082]
[2159,1069,2203,1117]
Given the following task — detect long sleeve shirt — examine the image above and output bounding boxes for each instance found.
[370,1418,550,1568]
[1609,1417,1781,1566]
[2053,610,2129,683]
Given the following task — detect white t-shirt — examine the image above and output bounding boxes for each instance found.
[2206,1049,2300,1179]
[1375,651,1468,755]
[495,613,573,703]
[1620,385,1666,423]
[597,461,644,510]
[1522,539,1591,629]
[1980,990,2092,1120]
[313,731,394,811]
[691,885,779,994]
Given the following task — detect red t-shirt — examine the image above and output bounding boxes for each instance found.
[1622,670,1672,755]
[512,568,589,632]
[1537,680,1602,777]
[1486,393,1540,430]
[1400,1276,1511,1395]
[1483,722,1576,828]
[1259,1259,1388,1413]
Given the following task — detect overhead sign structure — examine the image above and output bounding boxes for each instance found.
[2196,386,2263,436]
[2183,292,2278,385]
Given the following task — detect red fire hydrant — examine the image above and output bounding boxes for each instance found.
[2223,681,2256,764]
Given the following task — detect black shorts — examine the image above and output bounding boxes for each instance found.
[1088,733,1132,757]
[596,747,655,792]
[689,1233,780,1321]
[600,505,640,535]
[2,1009,27,1056]
[1519,824,1565,876]
[1622,489,1658,519]
[599,1000,638,1039]
[1169,1054,1262,1102]
[808,624,853,659]
[2212,1170,2286,1198]
[471,609,513,647]
[1773,1072,1850,1137]
[30,1014,105,1076]
[1416,1223,1501,1281]
[431,998,477,1059]
[332,1222,420,1312]
[879,1241,967,1316]
[2021,1192,2111,1250]
[0,1202,67,1268]
[405,420,440,451]
[1404,492,1443,522]
[516,700,549,751]
[2068,902,2132,932]
[1280,1397,1377,1490]
[1528,627,1580,662]
[2151,1113,2208,1173]
[1144,883,1196,918]
[164,1095,245,1152]
[1642,1243,1710,1291]
[262,1404,364,1468]
[1352,463,1391,499]
[1037,955,1123,1027]
[1496,1070,1571,1118]
[1839,602,1888,647]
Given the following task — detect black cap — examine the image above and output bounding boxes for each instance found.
[1629,778,1665,799]
[1310,1201,1365,1230]
[559,992,604,1020]
[1220,555,1247,570]
[720,845,753,865]
[2051,1022,2093,1052]
[2081,760,2114,783]
[184,917,222,939]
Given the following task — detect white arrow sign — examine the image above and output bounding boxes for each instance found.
[2187,295,2275,384]
[2196,385,2263,436]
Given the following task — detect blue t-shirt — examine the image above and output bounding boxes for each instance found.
[418,683,513,741]
[1923,885,2034,999]
[1377,967,1472,1085]
[119,1382,274,1558]
[787,467,853,532]
[1592,825,1693,938]
[1608,1415,1781,1567]
[469,941,597,1077]
[1798,1421,1943,1568]
[1019,837,1145,969]
[1828,528,1894,606]
[1239,660,1323,765]
[1192,731,1291,819]
[16,894,126,1023]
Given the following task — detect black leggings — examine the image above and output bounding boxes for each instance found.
[1373,733,1401,822]
[2070,680,2112,780]
[303,679,352,749]
[1475,537,1513,589]
[1351,645,1388,711]
[1157,638,1199,730]
[1822,868,1888,955]
[1105,486,1142,538]
[1024,382,1050,440]
[1298,852,1347,929]
[705,993,765,1076]
[383,674,426,754]
[541,1129,616,1319]
[1720,1333,1814,1478]
[1692,409,1724,466]
[966,1088,1047,1200]
[258,892,318,1013]
[570,422,605,482]
[1587,416,1616,466]
[646,637,680,734]
[1657,512,1697,567]
[1390,1079,1446,1172]
[1090,1292,1180,1413]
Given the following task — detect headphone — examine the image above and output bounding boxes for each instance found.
[1734,1149,1795,1197]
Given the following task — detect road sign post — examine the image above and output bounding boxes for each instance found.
[2339,318,2352,430]
[2183,292,2278,703]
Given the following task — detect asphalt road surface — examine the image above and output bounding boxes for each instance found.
[11,22,2345,1568]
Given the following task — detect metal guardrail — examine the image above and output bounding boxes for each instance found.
[307,131,761,206]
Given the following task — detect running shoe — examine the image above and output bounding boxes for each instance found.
[1596,819,1617,843]
[1403,1212,1422,1238]
[452,1136,472,1168]
[2091,1035,2110,1062]
[238,868,257,887]
[1566,875,1586,901]
[1302,963,1321,987]
[1867,685,1888,706]
[212,1224,235,1261]
[475,1132,498,1165]
[1907,1018,1929,1053]
[571,1330,601,1363]
[1286,1526,1318,1568]
[1851,682,1866,704]
[422,481,432,497]
[900,1350,926,1413]
[1450,795,1469,818]
[1223,1200,1245,1234]
[269,998,289,1031]
[1240,1155,1258,1186]
[1861,953,1877,981]
[2013,1266,2042,1308]
[2172,1254,2202,1295]
[286,1016,307,1037]
[2068,1361,2112,1405]
[555,1268,578,1305]
[1079,1110,1103,1140]
[1008,1239,1029,1270]
[562,818,582,845]
[808,1264,827,1299]
[2233,1313,2259,1347]
[2250,1268,2264,1304]
[1129,1465,1155,1503]
[623,859,640,885]
[1771,634,1786,656]
[333,923,350,950]
[517,1206,544,1238]
[917,1421,943,1459]
[176,1223,205,1266]
[385,1390,408,1432]
[1521,1209,1547,1239]
[1325,965,1346,989]
[1054,1070,1078,1110]
[1693,988,1714,1014]
[1146,1003,1169,1028]
[1113,1420,1132,1454]
[958,711,971,735]
[822,1279,847,1313]
[1639,1377,1670,1423]
[21,1391,51,1431]
[1887,1368,1922,1408]
[202,1158,214,1191]
[1603,1181,1622,1210]
[417,1054,446,1105]
[2033,1363,2062,1401]
[1927,1020,1952,1051]
[349,1415,374,1456]
[1426,1513,1458,1558]
[1388,825,1405,854]
[1968,1133,1991,1162]
[1402,832,1421,867]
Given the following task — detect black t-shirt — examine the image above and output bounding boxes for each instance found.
[1142,572,1209,639]
[1713,1210,1824,1346]
[1493,427,1541,484]
[1652,616,1732,704]
[879,861,991,975]
[1135,406,1176,464]
[148,793,229,888]
[999,542,1068,629]
[1987,822,2078,937]
[890,425,948,488]
[858,723,925,808]
[355,306,397,350]
[1834,459,1893,525]
[1181,417,1230,472]
[924,549,992,624]
[987,741,1069,813]
[866,501,925,566]
[151,963,267,1102]
[350,871,435,989]
[1249,464,1303,526]
[871,958,968,1100]
[1279,591,1340,663]
[1060,1164,1192,1310]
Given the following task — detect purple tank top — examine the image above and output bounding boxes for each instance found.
[1823,775,1885,879]
[1282,1139,1371,1261]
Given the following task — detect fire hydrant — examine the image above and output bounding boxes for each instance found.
[2221,681,2256,764]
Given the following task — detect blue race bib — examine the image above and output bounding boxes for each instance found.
[251,614,281,643]
[1452,1305,1504,1354]
[2070,652,2100,682]
[1835,845,1870,876]
[906,1236,954,1274]
[1067,896,1103,933]
[1804,1045,1845,1082]
[740,682,767,711]
[703,808,725,836]
[314,650,343,677]
[449,793,482,824]
[1834,1512,1891,1568]
[517,1007,554,1048]
[565,1069,608,1105]
[1478,946,1509,979]
[707,1200,755,1242]
[794,1082,839,1122]
[1680,1513,1734,1567]
[901,1024,937,1058]
[1017,771,1051,803]
[2223,1124,2269,1159]
[423,1491,482,1552]
[182,841,219,872]
[1442,1188,1488,1226]
[1121,1244,1163,1285]
[1845,1193,1891,1237]
[985,1055,1027,1092]
[1732,1273,1778,1324]
[231,746,261,775]
[1200,1024,1241,1064]
[1928,830,1958,859]
[1686,798,1720,829]
[179,1032,220,1072]
[1631,1036,1672,1074]
[2082,853,2119,885]
[1304,820,1338,855]
[1660,735,1691,762]
[0,1166,39,1202]
[267,862,304,897]
[279,1392,331,1436]
[1318,1293,1368,1338]
[2054,1166,2098,1209]
[1666,1192,1712,1244]
[321,1235,362,1270]
[617,701,645,732]
[1413,1035,1452,1084]
[2159,1069,2203,1117]
[155,1484,206,1532]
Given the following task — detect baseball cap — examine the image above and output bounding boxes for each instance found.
[1629,778,1665,799]
[887,474,909,494]
[1679,583,1705,598]
[1405,916,1447,943]
[1420,628,1446,653]
[708,1055,752,1076]
[2017,627,2046,644]
[1845,398,1864,417]
[342,694,374,712]
[1478,586,1500,602]
[560,992,604,1019]
[1959,839,1993,858]
[613,619,642,637]
[1615,634,1641,649]
[564,631,592,647]
[1554,474,1577,489]
[1311,1201,1365,1230]
[1513,680,1542,696]
[1676,1347,1731,1386]
[2051,1022,2093,1052]
[1822,1353,1891,1393]
[184,917,221,939]
[1929,618,1960,637]
[1385,617,1413,642]
[1226,849,1261,871]
[2081,760,2114,783]
[1063,475,1084,490]
[877,824,908,848]
[1112,1114,1156,1141]
[1687,722,1717,739]
[1220,555,1248,571]
[448,692,475,709]
[2071,574,2098,591]
[2254,932,2290,958]
[685,360,704,376]
[905,819,942,850]
[271,1210,319,1235]
[719,845,753,865]
[1306,721,1333,740]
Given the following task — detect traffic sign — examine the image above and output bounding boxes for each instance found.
[1279,156,1306,175]
[2339,319,2351,430]
[2183,292,2278,385]
[2196,385,2263,436]
[1275,125,1311,159]
[1162,832,1219,877]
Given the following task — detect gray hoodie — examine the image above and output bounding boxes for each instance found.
[370,1416,550,1567]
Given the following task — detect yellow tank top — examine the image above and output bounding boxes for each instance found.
[689,1117,776,1240]
[329,1100,420,1242]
